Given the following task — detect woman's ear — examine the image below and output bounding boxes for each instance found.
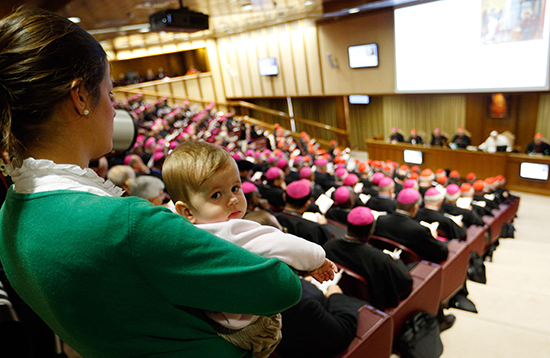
[174,200,197,224]
[70,78,89,116]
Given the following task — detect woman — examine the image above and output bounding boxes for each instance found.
[0,8,301,358]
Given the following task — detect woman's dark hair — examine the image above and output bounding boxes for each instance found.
[0,7,108,158]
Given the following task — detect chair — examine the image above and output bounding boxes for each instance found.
[439,239,470,304]
[386,261,442,337]
[368,236,423,265]
[334,263,370,302]
[465,225,487,257]
[335,305,394,358]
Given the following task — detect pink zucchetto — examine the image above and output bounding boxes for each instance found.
[144,137,156,148]
[335,168,348,179]
[343,173,358,186]
[445,184,461,201]
[232,152,243,161]
[347,207,375,226]
[263,149,272,156]
[403,179,417,189]
[314,159,328,167]
[334,186,351,205]
[378,176,394,188]
[267,156,277,164]
[246,149,254,157]
[286,180,311,199]
[266,167,282,180]
[424,187,443,201]
[254,151,261,159]
[371,172,385,185]
[153,152,165,163]
[276,158,288,169]
[300,167,312,179]
[397,188,420,205]
[242,181,258,194]
[275,151,284,158]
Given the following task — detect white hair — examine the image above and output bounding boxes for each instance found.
[128,175,165,200]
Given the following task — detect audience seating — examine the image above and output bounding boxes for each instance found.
[465,225,487,257]
[386,261,442,337]
[334,263,370,302]
[325,219,348,239]
[335,305,393,358]
[439,239,470,303]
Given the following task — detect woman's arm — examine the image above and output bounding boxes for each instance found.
[128,201,302,317]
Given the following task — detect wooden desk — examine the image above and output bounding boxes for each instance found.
[364,139,550,196]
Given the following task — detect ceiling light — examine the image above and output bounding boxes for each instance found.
[68,17,81,23]
[304,0,313,5]
[348,8,360,14]
[242,4,253,10]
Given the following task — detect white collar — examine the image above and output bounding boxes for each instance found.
[8,158,124,197]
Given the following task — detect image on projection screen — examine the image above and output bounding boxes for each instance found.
[394,0,550,93]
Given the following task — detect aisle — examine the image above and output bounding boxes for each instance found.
[440,192,550,358]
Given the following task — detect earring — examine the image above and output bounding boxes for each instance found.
[83,109,89,115]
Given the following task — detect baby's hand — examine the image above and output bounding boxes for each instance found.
[309,259,338,283]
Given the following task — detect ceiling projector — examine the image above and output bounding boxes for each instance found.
[149,7,209,33]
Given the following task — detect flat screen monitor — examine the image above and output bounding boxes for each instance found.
[394,0,550,93]
[520,162,549,181]
[258,57,279,76]
[348,43,379,69]
[349,95,370,104]
[404,149,423,165]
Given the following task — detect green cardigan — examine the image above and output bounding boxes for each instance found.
[0,188,301,357]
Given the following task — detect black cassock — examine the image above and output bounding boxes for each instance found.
[374,213,449,264]
[440,201,484,227]
[414,208,467,240]
[365,195,396,213]
[275,211,333,246]
[324,238,413,310]
[275,279,362,358]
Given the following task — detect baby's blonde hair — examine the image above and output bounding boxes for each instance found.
[163,141,233,208]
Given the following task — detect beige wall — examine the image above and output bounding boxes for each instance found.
[317,10,396,95]
[211,19,323,99]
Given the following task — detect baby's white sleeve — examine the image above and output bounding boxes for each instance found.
[197,220,326,271]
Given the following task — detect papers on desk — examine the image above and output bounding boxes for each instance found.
[420,221,439,238]
[325,187,336,198]
[308,269,344,294]
[354,182,364,194]
[484,194,496,201]
[444,213,464,227]
[315,194,334,215]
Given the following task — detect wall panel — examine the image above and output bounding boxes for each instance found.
[277,24,298,96]
[537,93,550,140]
[266,26,286,96]
[303,20,323,95]
[198,76,216,102]
[226,34,244,98]
[245,32,263,97]
[234,33,253,98]
[290,21,310,95]
[216,37,235,98]
[185,78,202,99]
[206,39,227,103]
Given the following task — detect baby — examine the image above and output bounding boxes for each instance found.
[163,140,337,358]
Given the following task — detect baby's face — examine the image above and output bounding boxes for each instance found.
[187,162,247,224]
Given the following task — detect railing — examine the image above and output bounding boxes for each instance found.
[113,79,349,148]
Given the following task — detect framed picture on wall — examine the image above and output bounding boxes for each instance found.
[488,93,510,118]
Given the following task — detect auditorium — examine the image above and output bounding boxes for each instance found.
[0,0,549,357]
